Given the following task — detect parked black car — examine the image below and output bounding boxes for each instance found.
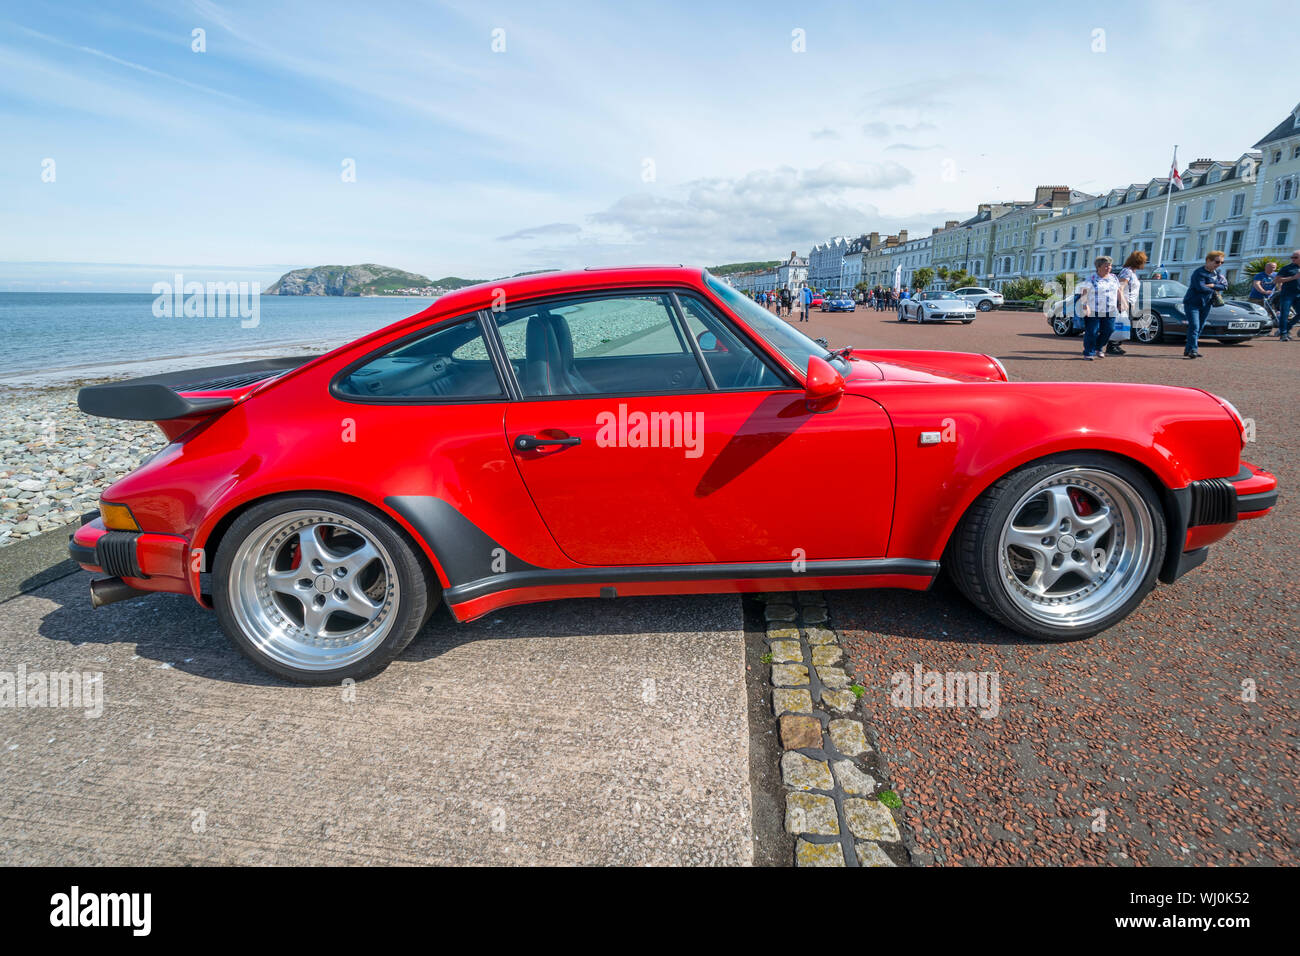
[1047,279,1274,344]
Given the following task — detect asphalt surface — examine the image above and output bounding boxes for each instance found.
[792,302,1297,866]
[0,572,753,865]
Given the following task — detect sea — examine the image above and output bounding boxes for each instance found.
[0,293,435,388]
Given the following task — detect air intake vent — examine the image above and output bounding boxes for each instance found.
[175,370,286,392]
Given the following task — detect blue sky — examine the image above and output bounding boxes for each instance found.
[0,0,1294,290]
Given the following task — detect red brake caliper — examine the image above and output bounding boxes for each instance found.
[1067,487,1094,516]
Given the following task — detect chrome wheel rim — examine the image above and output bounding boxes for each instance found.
[1133,312,1161,343]
[1051,317,1071,335]
[997,468,1153,629]
[227,509,399,671]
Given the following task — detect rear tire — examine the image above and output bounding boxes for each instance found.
[945,454,1166,641]
[214,495,433,683]
[978,300,993,312]
[1134,311,1164,344]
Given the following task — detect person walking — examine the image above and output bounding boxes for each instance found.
[1182,251,1227,358]
[1250,261,1278,324]
[800,284,812,322]
[1077,255,1126,361]
[1107,250,1147,355]
[1273,251,1300,341]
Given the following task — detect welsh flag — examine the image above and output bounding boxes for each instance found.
[1169,148,1184,191]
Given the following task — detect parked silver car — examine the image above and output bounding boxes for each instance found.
[952,286,1004,311]
[897,291,977,323]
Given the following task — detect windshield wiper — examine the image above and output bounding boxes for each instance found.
[825,345,854,361]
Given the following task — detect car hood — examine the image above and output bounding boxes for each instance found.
[847,349,1005,384]
[923,300,970,309]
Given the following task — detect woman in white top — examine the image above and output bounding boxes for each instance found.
[1107,250,1147,355]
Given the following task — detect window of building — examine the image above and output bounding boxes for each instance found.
[1196,233,1207,260]
[1175,204,1187,226]
[1143,211,1154,230]
[1104,219,1113,237]
[1086,222,1094,238]
[1229,230,1243,257]
[1201,199,1215,222]
[1279,220,1292,247]
[1123,215,1132,233]
[1259,220,1270,248]
[1230,193,1245,217]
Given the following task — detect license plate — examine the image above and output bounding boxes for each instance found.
[1227,321,1260,330]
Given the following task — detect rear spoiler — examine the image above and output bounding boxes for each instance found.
[78,356,309,421]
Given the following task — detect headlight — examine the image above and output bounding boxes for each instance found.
[986,355,1009,381]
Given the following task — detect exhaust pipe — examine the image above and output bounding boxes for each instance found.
[90,577,148,609]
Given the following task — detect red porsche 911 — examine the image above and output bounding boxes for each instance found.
[72,266,1277,683]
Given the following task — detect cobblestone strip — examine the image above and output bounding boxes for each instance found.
[761,591,907,867]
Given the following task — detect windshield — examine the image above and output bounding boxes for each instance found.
[1148,280,1188,298]
[927,291,959,300]
[705,273,848,375]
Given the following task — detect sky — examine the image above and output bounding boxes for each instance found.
[0,0,1295,291]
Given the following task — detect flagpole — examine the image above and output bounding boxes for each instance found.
[1156,145,1177,273]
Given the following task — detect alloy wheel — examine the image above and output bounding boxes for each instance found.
[226,509,400,671]
[996,468,1154,629]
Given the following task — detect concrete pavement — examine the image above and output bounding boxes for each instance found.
[0,572,754,865]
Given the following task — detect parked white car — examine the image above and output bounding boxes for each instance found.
[897,291,977,324]
[951,286,1004,311]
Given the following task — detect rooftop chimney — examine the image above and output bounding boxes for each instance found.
[898,229,908,243]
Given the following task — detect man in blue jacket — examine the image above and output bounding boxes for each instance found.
[1181,251,1227,358]
[1274,251,1300,341]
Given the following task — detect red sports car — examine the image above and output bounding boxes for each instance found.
[72,267,1277,683]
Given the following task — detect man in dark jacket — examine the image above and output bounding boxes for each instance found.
[1274,251,1300,341]
[1181,251,1227,358]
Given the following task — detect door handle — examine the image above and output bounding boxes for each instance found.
[514,433,581,451]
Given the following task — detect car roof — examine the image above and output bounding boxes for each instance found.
[401,265,707,324]
[319,266,711,361]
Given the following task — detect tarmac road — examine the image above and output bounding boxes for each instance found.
[0,572,754,865]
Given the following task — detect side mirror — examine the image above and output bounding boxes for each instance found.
[804,355,844,413]
[697,330,727,352]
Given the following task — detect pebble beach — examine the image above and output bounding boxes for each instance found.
[0,386,163,547]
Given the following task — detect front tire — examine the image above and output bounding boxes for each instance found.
[214,495,432,683]
[946,454,1166,641]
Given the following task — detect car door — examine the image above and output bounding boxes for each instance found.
[494,289,896,567]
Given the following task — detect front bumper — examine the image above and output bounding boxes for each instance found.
[1161,461,1277,583]
[69,518,194,597]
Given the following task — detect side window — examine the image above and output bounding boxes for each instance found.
[335,316,504,400]
[677,295,787,390]
[494,293,708,397]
